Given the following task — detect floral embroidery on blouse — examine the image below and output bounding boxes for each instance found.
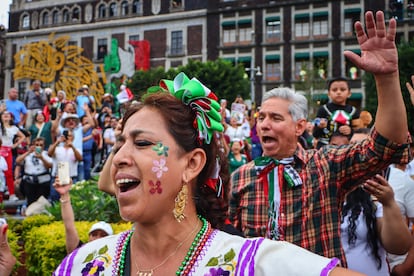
[205,248,236,276]
[81,245,112,276]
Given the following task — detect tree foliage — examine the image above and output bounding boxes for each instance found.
[364,40,414,136]
[127,59,250,102]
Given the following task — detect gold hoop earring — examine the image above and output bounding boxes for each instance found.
[173,184,188,222]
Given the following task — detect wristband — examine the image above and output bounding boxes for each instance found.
[59,197,70,204]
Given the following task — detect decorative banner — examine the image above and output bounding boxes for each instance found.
[13,33,105,102]
[129,40,150,71]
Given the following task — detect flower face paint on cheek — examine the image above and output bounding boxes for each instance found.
[152,142,169,157]
[149,180,162,194]
[152,158,168,178]
[149,142,169,195]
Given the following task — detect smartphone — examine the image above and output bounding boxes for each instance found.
[57,161,71,185]
[0,218,6,227]
[35,146,42,154]
[62,130,69,140]
[383,167,391,181]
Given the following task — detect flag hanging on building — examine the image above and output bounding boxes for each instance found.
[129,40,150,71]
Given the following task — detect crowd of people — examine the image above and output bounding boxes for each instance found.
[0,83,123,204]
[0,10,413,276]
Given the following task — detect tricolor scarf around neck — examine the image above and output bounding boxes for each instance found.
[254,156,302,240]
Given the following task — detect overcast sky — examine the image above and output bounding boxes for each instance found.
[0,0,12,28]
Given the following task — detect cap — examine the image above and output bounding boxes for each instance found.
[102,93,113,98]
[89,221,113,236]
[82,85,89,89]
[60,113,80,127]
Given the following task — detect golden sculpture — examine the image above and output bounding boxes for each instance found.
[13,33,105,103]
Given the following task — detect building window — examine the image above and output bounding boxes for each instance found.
[133,0,142,14]
[63,10,69,23]
[313,56,328,80]
[171,0,183,9]
[344,18,353,35]
[109,3,117,17]
[171,30,183,55]
[97,39,108,59]
[266,19,281,41]
[99,4,106,18]
[73,8,80,21]
[344,10,360,36]
[239,24,252,44]
[295,20,310,39]
[313,17,328,37]
[22,15,30,28]
[294,58,310,81]
[121,1,129,16]
[42,12,49,26]
[266,60,281,81]
[18,82,27,100]
[389,0,404,20]
[129,35,140,41]
[408,1,414,18]
[52,10,59,24]
[345,51,360,80]
[223,28,237,45]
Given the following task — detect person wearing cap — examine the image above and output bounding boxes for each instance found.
[23,80,48,129]
[53,178,113,254]
[102,93,116,114]
[52,104,96,160]
[75,85,95,118]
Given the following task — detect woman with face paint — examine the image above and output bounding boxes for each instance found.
[54,73,363,276]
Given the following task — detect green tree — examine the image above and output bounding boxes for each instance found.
[127,59,249,102]
[364,40,414,136]
[176,59,250,101]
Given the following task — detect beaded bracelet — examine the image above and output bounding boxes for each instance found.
[59,198,70,204]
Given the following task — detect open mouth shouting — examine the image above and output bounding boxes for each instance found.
[261,135,277,146]
[116,178,140,193]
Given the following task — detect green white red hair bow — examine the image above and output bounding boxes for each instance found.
[159,72,224,144]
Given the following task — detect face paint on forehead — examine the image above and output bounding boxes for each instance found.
[149,180,162,194]
[152,158,168,179]
[152,142,169,157]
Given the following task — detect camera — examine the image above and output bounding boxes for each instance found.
[62,130,69,140]
[35,146,42,154]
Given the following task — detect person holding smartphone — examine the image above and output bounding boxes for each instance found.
[48,129,82,202]
[15,137,53,206]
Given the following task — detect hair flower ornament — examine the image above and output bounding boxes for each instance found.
[159,72,224,144]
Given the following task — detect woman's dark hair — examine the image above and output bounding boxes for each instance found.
[0,111,15,135]
[341,187,382,269]
[122,92,229,229]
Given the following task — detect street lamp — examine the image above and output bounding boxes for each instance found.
[245,65,262,104]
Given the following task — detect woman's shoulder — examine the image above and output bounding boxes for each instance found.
[54,231,130,276]
[204,230,336,275]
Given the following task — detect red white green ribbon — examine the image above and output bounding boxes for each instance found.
[159,72,224,144]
